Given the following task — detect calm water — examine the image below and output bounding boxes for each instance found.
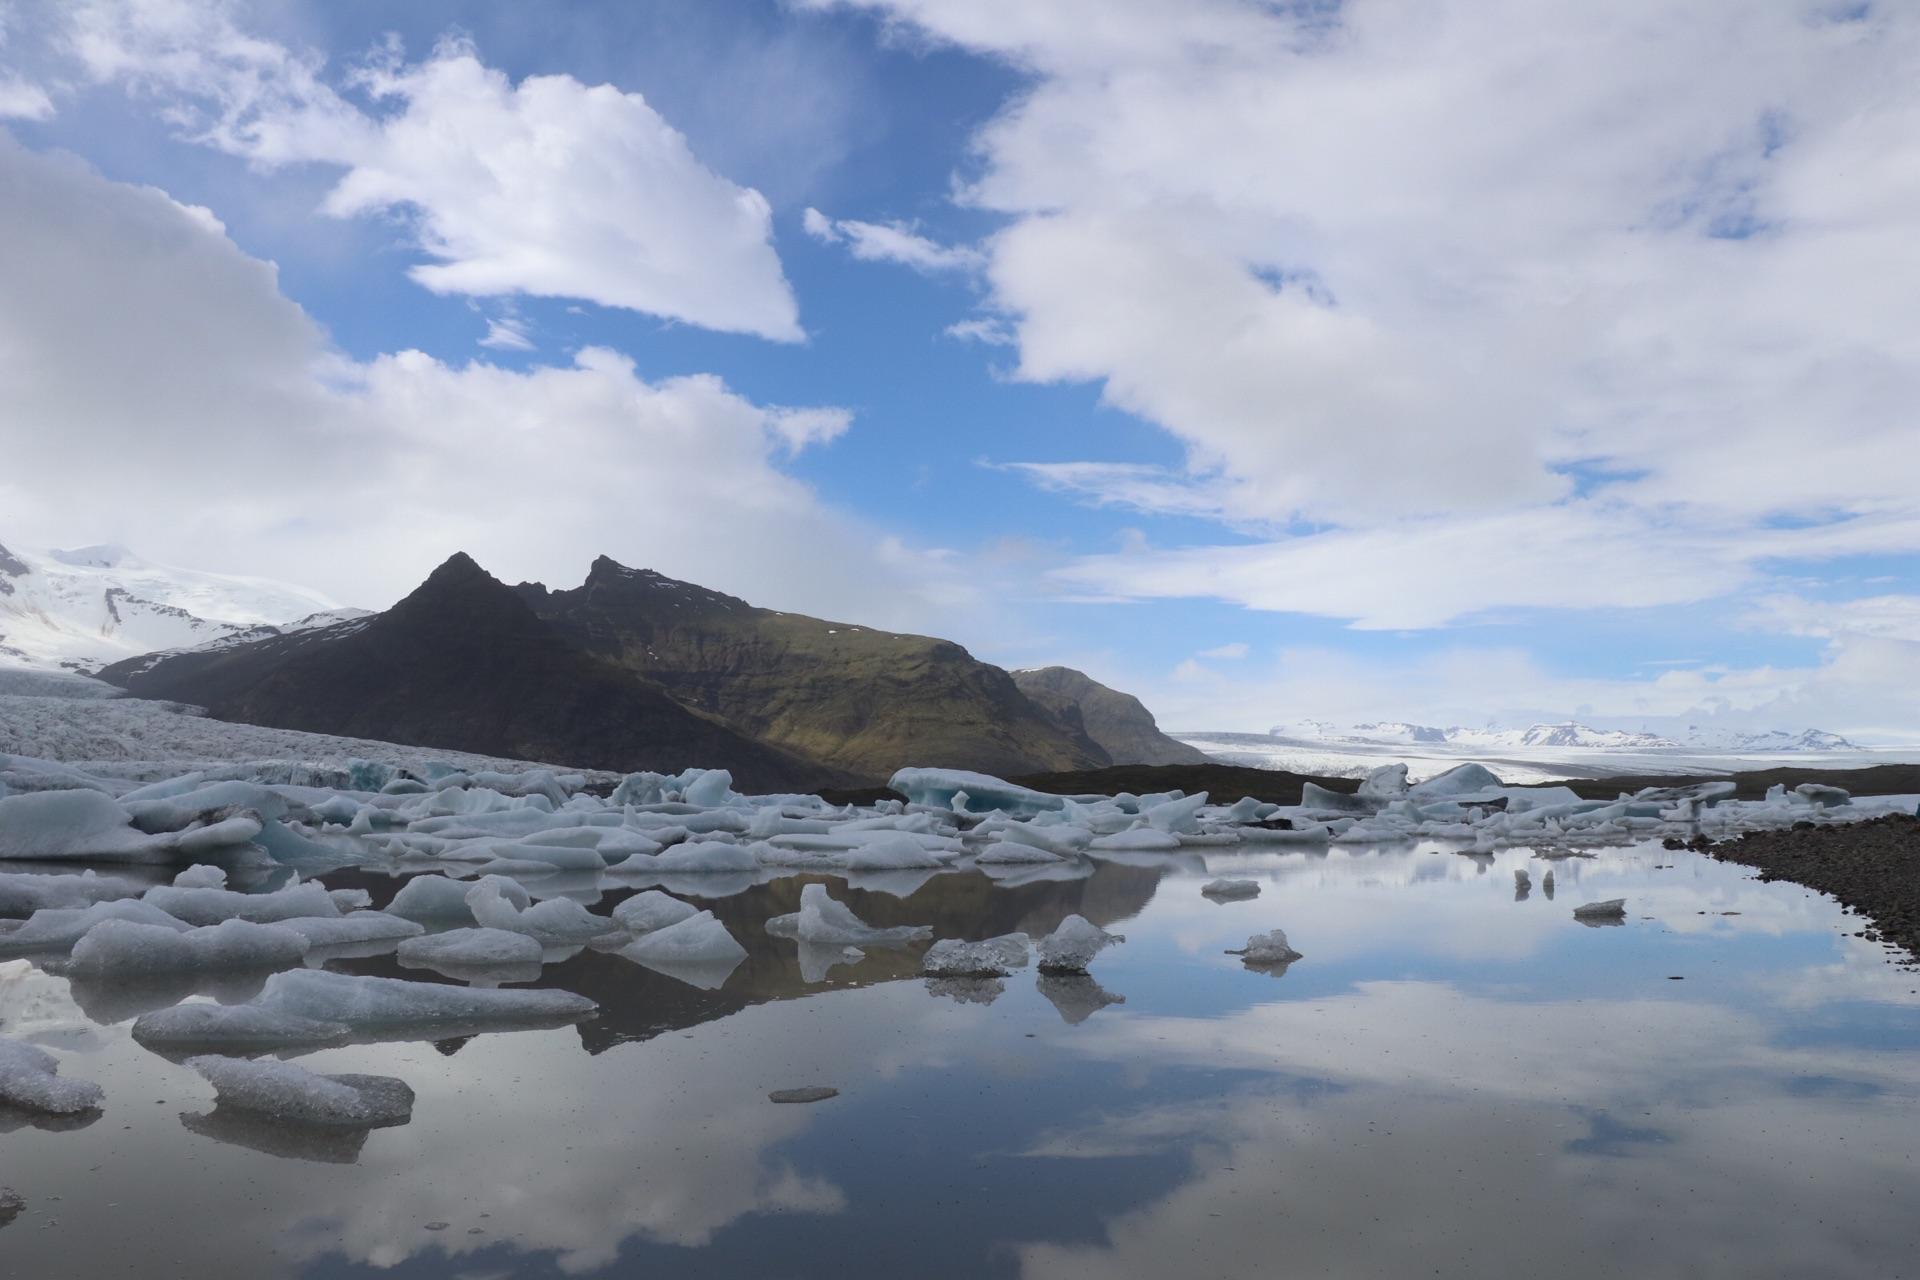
[4,840,1920,1279]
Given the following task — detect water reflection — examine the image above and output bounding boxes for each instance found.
[2,841,1919,1278]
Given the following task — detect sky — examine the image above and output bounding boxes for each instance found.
[1,0,1917,741]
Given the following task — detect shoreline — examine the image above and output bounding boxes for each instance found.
[1705,814,1920,964]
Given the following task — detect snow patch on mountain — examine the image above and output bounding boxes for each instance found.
[1268,719,1860,753]
[0,536,347,674]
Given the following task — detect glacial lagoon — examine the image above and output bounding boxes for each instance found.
[5,839,1920,1279]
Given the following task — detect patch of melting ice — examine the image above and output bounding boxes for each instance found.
[3,840,1920,1278]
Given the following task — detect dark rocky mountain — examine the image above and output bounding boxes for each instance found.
[515,556,1109,782]
[98,553,829,792]
[1013,666,1210,766]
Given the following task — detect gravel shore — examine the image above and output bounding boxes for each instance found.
[1706,813,1920,962]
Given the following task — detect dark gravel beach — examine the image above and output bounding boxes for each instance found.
[1707,814,1920,962]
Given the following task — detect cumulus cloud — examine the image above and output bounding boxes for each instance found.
[65,0,802,339]
[0,132,966,628]
[806,0,1920,618]
[0,75,52,119]
[802,206,983,274]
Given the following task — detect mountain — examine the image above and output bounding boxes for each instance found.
[1268,718,1861,753]
[97,554,830,791]
[515,557,1107,782]
[0,538,338,673]
[1011,666,1210,766]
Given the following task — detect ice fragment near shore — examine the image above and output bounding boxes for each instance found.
[921,933,1030,977]
[1573,899,1627,920]
[1200,879,1261,900]
[1037,914,1122,973]
[187,1055,414,1128]
[0,1036,103,1114]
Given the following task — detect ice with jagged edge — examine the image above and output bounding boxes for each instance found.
[765,883,931,947]
[0,1034,103,1114]
[187,1054,414,1128]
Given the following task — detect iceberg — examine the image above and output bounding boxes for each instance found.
[1200,879,1261,900]
[888,768,1066,816]
[143,880,340,927]
[0,1036,103,1114]
[67,918,309,975]
[0,899,190,953]
[388,872,521,922]
[610,890,700,934]
[396,927,543,969]
[764,883,931,946]
[1573,899,1627,921]
[1037,914,1122,974]
[921,933,1030,978]
[0,870,147,918]
[465,877,618,943]
[186,1055,414,1128]
[271,913,424,948]
[1229,928,1302,965]
[618,911,747,968]
[0,790,260,863]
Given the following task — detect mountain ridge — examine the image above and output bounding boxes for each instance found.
[1269,718,1860,753]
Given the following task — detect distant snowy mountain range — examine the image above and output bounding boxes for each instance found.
[0,537,361,673]
[1267,719,1859,753]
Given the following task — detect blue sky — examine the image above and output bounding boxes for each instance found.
[2,0,1917,738]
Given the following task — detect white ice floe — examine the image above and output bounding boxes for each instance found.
[67,919,309,975]
[618,911,746,968]
[610,890,700,934]
[387,873,517,923]
[130,968,595,1047]
[1037,915,1122,974]
[888,768,1066,816]
[0,870,147,917]
[921,933,1031,978]
[0,899,190,953]
[186,1054,414,1128]
[270,913,423,948]
[0,1035,103,1114]
[143,880,340,927]
[0,790,261,863]
[396,927,543,969]
[1200,879,1261,900]
[765,883,931,946]
[465,877,618,943]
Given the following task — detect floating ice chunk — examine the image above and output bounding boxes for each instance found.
[1299,782,1376,814]
[765,884,930,947]
[681,769,736,807]
[838,833,944,871]
[273,913,424,948]
[1408,764,1504,799]
[0,899,190,953]
[1358,764,1410,800]
[134,968,594,1048]
[328,889,373,913]
[649,841,759,873]
[186,1055,414,1128]
[465,878,617,943]
[1143,792,1208,835]
[171,865,228,889]
[388,873,526,923]
[397,927,543,969]
[0,870,147,918]
[68,919,309,975]
[921,933,1030,977]
[1037,914,1122,974]
[144,881,340,927]
[1200,879,1261,900]
[0,790,258,863]
[1229,929,1302,965]
[0,1036,103,1114]
[1794,783,1851,809]
[1573,899,1627,920]
[610,891,700,934]
[975,839,1065,865]
[1088,827,1182,852]
[619,911,747,968]
[888,768,1066,816]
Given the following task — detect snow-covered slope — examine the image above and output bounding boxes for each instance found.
[1267,719,1860,753]
[0,538,347,673]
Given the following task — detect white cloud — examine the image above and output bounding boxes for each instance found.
[1196,642,1247,660]
[477,313,533,352]
[1745,593,1920,643]
[943,316,1014,345]
[802,205,982,274]
[66,2,802,339]
[806,0,1920,622]
[0,132,969,629]
[0,75,52,119]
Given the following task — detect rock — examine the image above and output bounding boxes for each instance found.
[769,1086,839,1104]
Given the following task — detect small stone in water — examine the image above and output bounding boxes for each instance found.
[769,1086,839,1104]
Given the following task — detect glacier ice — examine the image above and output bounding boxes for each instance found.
[1230,929,1302,965]
[764,883,931,946]
[888,768,1066,816]
[270,913,424,948]
[0,870,147,917]
[0,790,260,862]
[396,927,543,969]
[614,911,747,987]
[0,899,190,953]
[67,918,309,975]
[143,880,340,927]
[187,1054,414,1128]
[610,890,700,934]
[921,933,1030,977]
[387,873,519,922]
[1037,914,1122,974]
[0,1035,103,1114]
[465,877,619,943]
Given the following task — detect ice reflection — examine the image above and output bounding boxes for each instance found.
[2,841,1919,1278]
